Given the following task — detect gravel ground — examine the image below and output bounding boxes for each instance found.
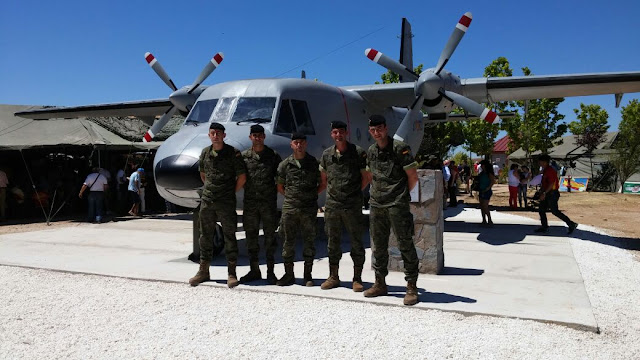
[1,230,639,359]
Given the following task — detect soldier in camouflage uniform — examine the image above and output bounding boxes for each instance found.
[189,122,246,288]
[276,132,325,287]
[319,121,370,292]
[240,124,282,285]
[363,115,420,306]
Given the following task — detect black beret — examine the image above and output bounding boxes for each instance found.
[291,132,307,141]
[368,115,386,126]
[250,124,265,134]
[331,121,347,130]
[209,122,225,131]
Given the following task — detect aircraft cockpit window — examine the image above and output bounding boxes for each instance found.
[184,99,218,124]
[211,97,235,123]
[230,97,276,123]
[275,99,315,135]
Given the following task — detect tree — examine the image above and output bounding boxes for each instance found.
[451,151,471,165]
[462,118,500,159]
[375,65,424,84]
[611,99,640,188]
[479,58,568,166]
[569,103,610,182]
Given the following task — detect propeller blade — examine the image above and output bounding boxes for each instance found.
[434,12,472,75]
[365,48,418,82]
[142,106,177,142]
[393,95,424,142]
[439,90,500,124]
[144,52,178,91]
[188,52,224,94]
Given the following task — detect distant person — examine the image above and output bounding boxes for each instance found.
[474,161,481,174]
[461,161,471,196]
[78,167,109,223]
[507,164,520,209]
[442,160,451,209]
[492,162,500,177]
[0,169,8,221]
[518,166,531,208]
[448,160,458,207]
[139,172,147,214]
[98,168,112,214]
[127,168,144,216]
[478,160,496,227]
[535,155,578,234]
[116,167,127,212]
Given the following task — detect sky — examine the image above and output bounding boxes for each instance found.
[1,0,639,132]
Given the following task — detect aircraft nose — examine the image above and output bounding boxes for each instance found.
[155,154,202,190]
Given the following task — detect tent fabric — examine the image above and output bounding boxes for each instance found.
[0,104,162,150]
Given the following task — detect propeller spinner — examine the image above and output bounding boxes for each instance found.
[365,12,500,142]
[141,52,224,142]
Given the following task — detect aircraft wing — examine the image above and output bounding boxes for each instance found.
[461,71,640,103]
[342,82,415,109]
[14,99,172,120]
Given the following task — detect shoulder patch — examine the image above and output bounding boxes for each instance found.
[402,149,410,155]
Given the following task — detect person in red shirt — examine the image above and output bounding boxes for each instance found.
[535,154,578,234]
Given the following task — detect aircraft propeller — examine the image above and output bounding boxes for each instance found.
[141,52,225,142]
[365,12,500,142]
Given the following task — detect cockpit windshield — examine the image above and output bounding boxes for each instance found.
[184,99,218,124]
[230,97,276,123]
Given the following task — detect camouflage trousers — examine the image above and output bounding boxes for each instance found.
[280,207,317,265]
[243,200,279,262]
[370,204,418,282]
[199,198,238,262]
[324,206,365,267]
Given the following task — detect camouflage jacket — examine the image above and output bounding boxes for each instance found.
[198,143,245,203]
[277,153,320,210]
[319,142,367,210]
[367,137,417,208]
[242,145,282,204]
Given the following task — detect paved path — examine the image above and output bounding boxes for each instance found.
[0,207,598,331]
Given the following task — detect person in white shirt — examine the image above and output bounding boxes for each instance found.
[492,162,500,177]
[79,167,109,223]
[507,164,520,209]
[518,166,532,208]
[0,169,8,221]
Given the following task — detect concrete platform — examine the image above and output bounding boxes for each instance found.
[0,207,598,332]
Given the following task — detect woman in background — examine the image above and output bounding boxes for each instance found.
[507,164,520,209]
[478,160,496,227]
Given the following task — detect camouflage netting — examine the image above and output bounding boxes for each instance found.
[87,115,185,142]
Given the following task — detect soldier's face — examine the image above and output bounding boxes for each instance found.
[249,132,265,146]
[368,124,387,141]
[291,139,307,154]
[330,128,347,143]
[208,129,225,145]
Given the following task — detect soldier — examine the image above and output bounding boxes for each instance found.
[319,121,370,292]
[276,132,325,286]
[189,122,246,288]
[239,124,282,285]
[364,115,420,306]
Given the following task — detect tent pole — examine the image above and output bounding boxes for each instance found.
[19,149,50,225]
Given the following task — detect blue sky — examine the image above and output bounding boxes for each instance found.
[1,0,639,132]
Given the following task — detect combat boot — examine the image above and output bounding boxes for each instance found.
[240,260,262,284]
[304,263,314,287]
[188,260,210,287]
[403,280,419,306]
[320,265,340,290]
[266,260,277,285]
[227,260,239,288]
[363,275,387,297]
[352,266,364,292]
[276,262,295,286]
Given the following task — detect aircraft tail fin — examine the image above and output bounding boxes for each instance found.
[399,18,414,83]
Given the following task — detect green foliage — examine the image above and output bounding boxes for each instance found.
[611,99,640,185]
[375,65,424,84]
[478,58,568,160]
[461,118,500,158]
[569,103,609,152]
[451,151,470,165]
[418,121,464,160]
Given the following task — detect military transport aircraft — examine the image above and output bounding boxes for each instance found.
[16,12,640,211]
